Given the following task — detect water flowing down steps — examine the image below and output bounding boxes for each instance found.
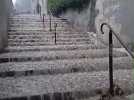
[0,70,133,99]
[0,57,132,77]
[0,14,133,100]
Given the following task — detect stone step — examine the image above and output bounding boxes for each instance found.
[0,49,128,63]
[8,38,92,43]
[8,17,67,21]
[8,22,67,27]
[78,95,131,100]
[1,93,132,100]
[5,44,106,52]
[8,30,69,33]
[8,17,67,20]
[0,57,131,77]
[9,20,68,23]
[8,42,54,46]
[8,35,89,39]
[8,41,94,46]
[8,36,90,40]
[9,24,45,27]
[8,28,67,32]
[0,69,133,99]
[1,93,75,100]
[9,14,57,17]
[9,23,66,28]
[8,21,68,25]
[8,24,68,28]
[8,32,88,36]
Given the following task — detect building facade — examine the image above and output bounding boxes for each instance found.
[14,0,48,15]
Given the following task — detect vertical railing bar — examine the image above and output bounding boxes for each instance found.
[42,14,45,28]
[54,23,57,45]
[109,30,114,96]
[49,12,52,31]
[100,23,114,96]
[43,14,45,23]
[101,22,134,96]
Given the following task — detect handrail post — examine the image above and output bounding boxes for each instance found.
[43,14,45,23]
[101,23,114,96]
[54,23,57,45]
[49,13,52,31]
[42,14,45,28]
[101,22,134,97]
[109,30,114,96]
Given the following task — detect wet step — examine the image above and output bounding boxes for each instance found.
[0,49,128,63]
[8,21,68,26]
[8,38,92,43]
[0,69,133,99]
[1,92,75,100]
[8,36,90,40]
[9,15,65,19]
[0,57,132,77]
[8,27,67,31]
[8,29,69,32]
[9,20,68,23]
[8,23,67,28]
[8,41,94,46]
[8,31,85,34]
[9,24,67,28]
[78,95,131,100]
[8,41,54,45]
[8,39,52,43]
[8,17,67,20]
[9,16,67,20]
[8,32,88,36]
[5,44,106,52]
[8,31,90,37]
[8,35,89,40]
[9,24,45,27]
[56,38,92,42]
[8,17,68,20]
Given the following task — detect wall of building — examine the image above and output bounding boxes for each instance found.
[60,0,97,33]
[60,0,134,46]
[14,0,48,15]
[0,0,13,52]
[96,0,134,46]
[15,0,32,13]
[40,0,48,15]
[32,0,48,15]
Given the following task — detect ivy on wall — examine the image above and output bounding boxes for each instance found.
[48,0,91,15]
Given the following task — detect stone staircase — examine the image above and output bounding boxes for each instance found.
[0,14,133,100]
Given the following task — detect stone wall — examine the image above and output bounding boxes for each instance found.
[32,0,48,15]
[15,0,48,15]
[0,0,13,52]
[95,0,134,46]
[61,0,134,46]
[60,0,97,33]
[15,0,32,13]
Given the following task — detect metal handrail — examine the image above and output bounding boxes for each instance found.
[49,10,52,31]
[100,23,134,96]
[101,23,134,58]
[54,23,57,45]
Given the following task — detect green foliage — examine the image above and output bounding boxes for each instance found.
[48,0,91,15]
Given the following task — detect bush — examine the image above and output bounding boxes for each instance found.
[48,0,91,16]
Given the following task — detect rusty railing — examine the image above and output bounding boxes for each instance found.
[100,23,134,96]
